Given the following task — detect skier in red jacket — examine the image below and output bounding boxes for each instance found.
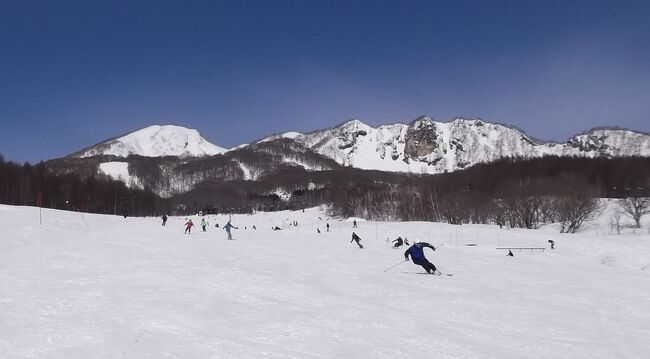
[184,219,194,234]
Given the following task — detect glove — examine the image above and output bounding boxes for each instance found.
[404,257,409,261]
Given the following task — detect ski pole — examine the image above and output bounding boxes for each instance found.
[384,259,408,272]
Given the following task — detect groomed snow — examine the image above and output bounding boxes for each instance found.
[1,202,649,358]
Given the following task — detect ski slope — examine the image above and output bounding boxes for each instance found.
[1,203,649,358]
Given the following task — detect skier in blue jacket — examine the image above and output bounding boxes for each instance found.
[223,221,238,240]
[404,242,439,275]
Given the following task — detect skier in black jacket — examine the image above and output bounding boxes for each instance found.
[351,232,364,249]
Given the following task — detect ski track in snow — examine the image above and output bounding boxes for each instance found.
[1,204,649,358]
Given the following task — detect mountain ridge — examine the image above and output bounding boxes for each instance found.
[61,117,650,195]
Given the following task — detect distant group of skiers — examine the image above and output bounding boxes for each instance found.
[177,212,441,274]
[173,215,239,240]
[159,210,563,277]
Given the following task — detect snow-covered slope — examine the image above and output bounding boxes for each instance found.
[97,162,143,189]
[1,202,649,358]
[71,125,227,158]
[260,118,650,174]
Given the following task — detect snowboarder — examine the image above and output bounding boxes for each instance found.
[326,223,330,232]
[223,221,238,240]
[184,219,194,234]
[201,218,209,232]
[548,240,555,250]
[404,242,439,274]
[353,220,357,228]
[392,236,404,248]
[162,214,167,226]
[351,232,364,249]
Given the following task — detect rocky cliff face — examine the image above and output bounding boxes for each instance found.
[264,117,650,174]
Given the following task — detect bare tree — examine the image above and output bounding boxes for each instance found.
[487,199,506,228]
[618,197,650,228]
[502,195,541,229]
[555,196,599,233]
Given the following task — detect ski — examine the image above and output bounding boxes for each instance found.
[401,272,453,276]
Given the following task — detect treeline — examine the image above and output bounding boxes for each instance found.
[0,155,166,216]
[2,153,649,232]
[329,156,650,232]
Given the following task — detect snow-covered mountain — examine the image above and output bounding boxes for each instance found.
[69,125,228,158]
[260,117,650,174]
[54,119,650,196]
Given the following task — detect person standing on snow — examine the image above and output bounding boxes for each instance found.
[184,219,194,234]
[404,242,439,275]
[162,214,168,226]
[351,232,364,249]
[201,218,209,232]
[223,221,238,240]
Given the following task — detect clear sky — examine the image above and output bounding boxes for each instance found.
[1,0,649,162]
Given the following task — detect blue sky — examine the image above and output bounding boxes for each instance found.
[1,0,649,162]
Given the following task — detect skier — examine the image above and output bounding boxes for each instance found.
[162,214,168,226]
[184,219,194,234]
[353,220,357,228]
[351,232,364,249]
[507,249,514,257]
[392,236,404,248]
[548,240,555,250]
[326,223,330,232]
[404,242,439,275]
[317,228,321,234]
[201,218,209,232]
[223,221,238,240]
